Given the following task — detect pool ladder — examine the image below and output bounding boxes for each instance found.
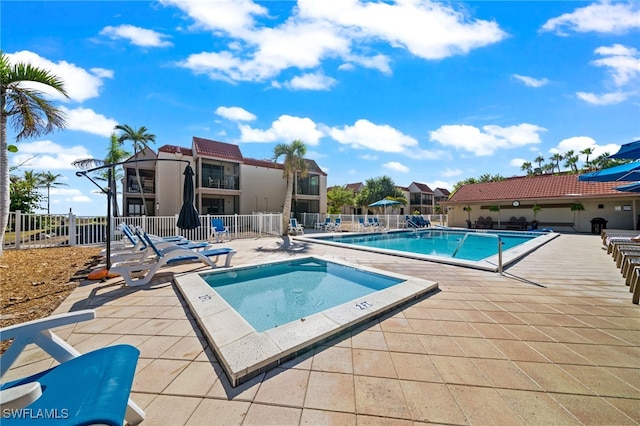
[452,232,503,274]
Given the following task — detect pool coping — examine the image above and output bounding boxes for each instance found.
[294,228,560,272]
[173,255,438,387]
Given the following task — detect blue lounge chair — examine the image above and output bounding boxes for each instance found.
[210,218,231,242]
[0,310,145,425]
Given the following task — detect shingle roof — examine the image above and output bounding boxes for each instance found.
[158,144,193,157]
[435,187,450,196]
[448,173,635,203]
[412,182,433,193]
[243,157,284,170]
[192,137,243,161]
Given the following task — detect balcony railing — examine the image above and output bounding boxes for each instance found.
[202,175,239,190]
[127,179,155,193]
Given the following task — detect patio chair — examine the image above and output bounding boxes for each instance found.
[0,310,145,425]
[110,232,236,287]
[288,218,304,235]
[332,217,342,231]
[358,217,371,231]
[210,218,231,242]
[405,215,419,229]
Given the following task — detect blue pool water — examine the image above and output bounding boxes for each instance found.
[315,229,537,261]
[202,258,404,332]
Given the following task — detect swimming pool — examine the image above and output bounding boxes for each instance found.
[204,258,404,332]
[174,256,437,386]
[296,228,558,271]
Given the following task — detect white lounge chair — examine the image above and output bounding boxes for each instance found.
[288,218,304,235]
[109,232,236,286]
[0,310,145,425]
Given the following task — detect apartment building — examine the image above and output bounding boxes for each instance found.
[122,137,327,217]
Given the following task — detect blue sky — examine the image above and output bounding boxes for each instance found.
[3,0,639,216]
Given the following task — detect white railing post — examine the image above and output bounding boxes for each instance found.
[14,211,22,249]
[234,214,238,239]
[69,212,76,246]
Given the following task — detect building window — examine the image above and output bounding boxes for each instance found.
[127,199,143,216]
[294,199,319,214]
[126,168,155,193]
[296,174,320,195]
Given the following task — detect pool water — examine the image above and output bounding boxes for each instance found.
[203,258,404,332]
[316,229,535,261]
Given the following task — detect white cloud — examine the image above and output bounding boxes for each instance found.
[510,158,528,168]
[170,0,506,85]
[359,154,378,160]
[592,44,640,87]
[238,115,324,145]
[428,180,453,191]
[441,168,463,177]
[549,136,619,160]
[12,140,94,170]
[513,74,549,87]
[429,123,546,156]
[60,107,118,137]
[215,106,257,121]
[282,72,337,90]
[576,91,632,105]
[329,119,418,153]
[100,24,173,47]
[383,161,409,173]
[299,0,507,60]
[6,51,112,103]
[541,1,640,35]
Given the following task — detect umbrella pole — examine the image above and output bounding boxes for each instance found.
[106,168,112,271]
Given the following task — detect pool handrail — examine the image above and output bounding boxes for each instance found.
[452,232,503,274]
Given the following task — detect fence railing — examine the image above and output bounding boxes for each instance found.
[295,213,448,231]
[3,211,448,250]
[3,211,283,250]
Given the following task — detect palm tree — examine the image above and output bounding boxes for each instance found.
[534,155,544,174]
[39,171,67,214]
[115,124,155,215]
[520,161,533,176]
[550,153,563,173]
[580,147,595,171]
[273,139,307,236]
[563,150,579,173]
[1,52,68,257]
[73,133,131,216]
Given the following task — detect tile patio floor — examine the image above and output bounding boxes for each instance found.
[4,233,640,425]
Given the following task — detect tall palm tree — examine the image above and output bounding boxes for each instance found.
[273,139,307,236]
[73,133,131,216]
[580,147,595,171]
[520,161,533,176]
[550,153,563,173]
[534,155,544,174]
[115,124,155,215]
[39,171,67,214]
[1,52,68,257]
[563,150,579,173]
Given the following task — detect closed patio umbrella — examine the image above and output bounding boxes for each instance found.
[578,161,640,182]
[177,164,201,230]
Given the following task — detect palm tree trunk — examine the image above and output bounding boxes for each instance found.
[47,185,51,214]
[0,111,9,258]
[133,150,146,215]
[282,173,294,236]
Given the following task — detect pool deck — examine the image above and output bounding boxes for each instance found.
[5,233,640,425]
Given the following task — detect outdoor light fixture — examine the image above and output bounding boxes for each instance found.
[512,200,520,207]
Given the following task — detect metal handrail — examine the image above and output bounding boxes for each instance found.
[452,232,503,274]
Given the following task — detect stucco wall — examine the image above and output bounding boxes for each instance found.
[239,164,287,214]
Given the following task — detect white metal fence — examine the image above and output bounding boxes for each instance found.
[295,213,448,231]
[3,211,283,250]
[3,211,448,250]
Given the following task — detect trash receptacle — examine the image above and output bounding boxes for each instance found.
[590,217,608,234]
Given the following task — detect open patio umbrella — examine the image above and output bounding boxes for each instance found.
[177,164,201,230]
[578,161,640,182]
[369,198,401,214]
[609,140,640,160]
